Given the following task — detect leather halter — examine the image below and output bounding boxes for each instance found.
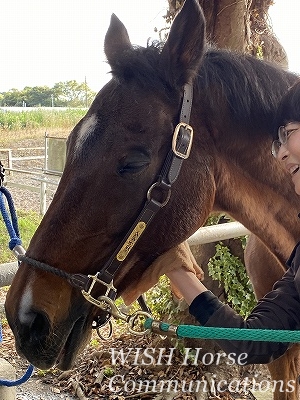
[18,83,194,324]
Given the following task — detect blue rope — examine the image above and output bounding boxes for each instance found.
[0,185,34,385]
[0,365,34,387]
[0,325,34,387]
[0,186,22,250]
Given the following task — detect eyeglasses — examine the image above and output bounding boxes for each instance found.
[271,125,299,158]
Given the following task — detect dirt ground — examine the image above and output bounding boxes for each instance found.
[0,286,272,400]
[0,310,272,400]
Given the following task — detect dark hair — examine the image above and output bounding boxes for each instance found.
[275,79,300,137]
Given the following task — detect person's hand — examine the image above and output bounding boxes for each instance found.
[166,266,209,305]
[121,241,204,305]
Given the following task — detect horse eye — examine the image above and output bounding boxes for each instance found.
[118,161,150,175]
[118,152,150,175]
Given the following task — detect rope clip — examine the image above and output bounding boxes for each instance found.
[82,287,152,336]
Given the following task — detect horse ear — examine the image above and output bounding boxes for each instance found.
[104,14,132,66]
[161,0,206,88]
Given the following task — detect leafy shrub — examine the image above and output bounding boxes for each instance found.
[208,242,257,317]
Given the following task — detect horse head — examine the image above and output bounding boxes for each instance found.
[5,0,214,370]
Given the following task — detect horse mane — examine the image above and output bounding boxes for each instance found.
[198,49,299,133]
[109,42,299,133]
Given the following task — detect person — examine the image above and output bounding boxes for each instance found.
[165,80,300,365]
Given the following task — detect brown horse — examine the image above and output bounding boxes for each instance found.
[5,0,300,398]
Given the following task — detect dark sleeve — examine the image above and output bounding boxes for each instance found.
[189,261,300,365]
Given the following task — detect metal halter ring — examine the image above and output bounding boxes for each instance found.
[127,310,152,336]
[147,181,171,207]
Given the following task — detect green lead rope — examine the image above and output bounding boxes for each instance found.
[144,318,300,343]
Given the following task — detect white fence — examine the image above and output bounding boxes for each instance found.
[1,135,65,214]
[4,169,60,215]
[188,222,250,245]
[0,147,44,171]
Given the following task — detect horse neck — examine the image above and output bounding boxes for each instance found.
[213,151,300,263]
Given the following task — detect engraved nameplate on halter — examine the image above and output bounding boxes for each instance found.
[116,221,146,261]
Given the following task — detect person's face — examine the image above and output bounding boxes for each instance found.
[272,121,300,195]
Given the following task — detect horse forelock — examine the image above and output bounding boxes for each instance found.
[108,42,176,95]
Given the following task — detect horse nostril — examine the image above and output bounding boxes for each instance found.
[21,311,50,344]
[31,312,50,337]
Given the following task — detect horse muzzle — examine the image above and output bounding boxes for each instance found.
[5,303,93,370]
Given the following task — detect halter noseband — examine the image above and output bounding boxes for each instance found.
[18,83,194,330]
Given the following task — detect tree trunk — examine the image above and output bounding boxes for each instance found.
[166,0,288,67]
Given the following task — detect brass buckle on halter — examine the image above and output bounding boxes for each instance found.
[172,122,193,159]
[82,274,118,316]
[82,274,117,300]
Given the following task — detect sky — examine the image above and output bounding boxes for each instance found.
[1,0,299,94]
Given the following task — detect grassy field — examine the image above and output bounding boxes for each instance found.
[0,108,86,146]
[0,211,42,263]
